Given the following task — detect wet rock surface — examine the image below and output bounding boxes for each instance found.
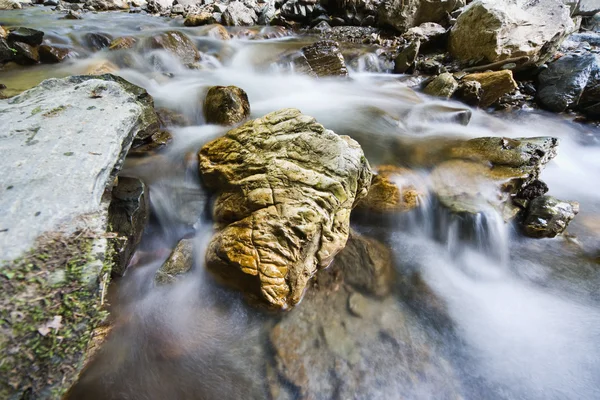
[522,196,579,238]
[449,0,574,66]
[379,0,465,32]
[108,177,150,276]
[145,31,200,64]
[268,240,463,399]
[8,27,44,46]
[38,44,71,63]
[301,40,348,77]
[424,72,458,98]
[357,165,423,214]
[203,85,250,125]
[198,108,371,309]
[154,238,194,285]
[462,70,518,108]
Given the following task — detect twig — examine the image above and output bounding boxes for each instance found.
[462,56,530,73]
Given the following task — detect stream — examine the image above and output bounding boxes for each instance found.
[3,8,600,400]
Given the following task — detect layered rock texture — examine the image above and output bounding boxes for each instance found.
[198,108,371,309]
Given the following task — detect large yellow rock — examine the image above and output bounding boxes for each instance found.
[462,70,517,107]
[357,165,424,213]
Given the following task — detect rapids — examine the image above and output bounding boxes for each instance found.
[3,8,600,400]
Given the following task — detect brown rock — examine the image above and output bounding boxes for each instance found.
[462,70,518,107]
[156,107,191,127]
[198,108,371,309]
[301,40,348,77]
[83,59,118,75]
[154,239,194,285]
[145,31,200,64]
[203,85,250,125]
[184,12,217,26]
[202,24,230,40]
[357,165,423,214]
[109,36,138,51]
[39,45,71,63]
[424,72,459,99]
[13,42,39,65]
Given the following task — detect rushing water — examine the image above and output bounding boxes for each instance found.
[3,8,600,400]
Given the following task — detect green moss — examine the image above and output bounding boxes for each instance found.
[0,231,111,399]
[31,106,42,116]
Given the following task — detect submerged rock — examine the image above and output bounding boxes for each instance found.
[378,0,465,32]
[357,165,423,214]
[203,85,250,125]
[39,44,71,63]
[522,196,579,238]
[146,31,200,64]
[424,72,458,99]
[198,108,371,309]
[449,0,573,66]
[84,32,113,51]
[108,177,150,276]
[537,53,600,114]
[154,238,194,285]
[462,70,517,107]
[301,40,348,77]
[83,59,119,75]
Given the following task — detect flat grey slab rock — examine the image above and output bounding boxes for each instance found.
[0,74,156,262]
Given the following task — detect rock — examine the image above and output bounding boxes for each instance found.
[454,80,482,106]
[184,11,217,26]
[356,165,423,214]
[84,32,113,50]
[334,230,395,297]
[12,41,40,65]
[62,9,83,19]
[378,0,466,32]
[0,38,15,64]
[576,0,600,16]
[8,27,44,46]
[394,39,419,74]
[0,0,22,9]
[281,0,321,23]
[0,75,160,398]
[108,177,150,276]
[39,45,71,63]
[84,0,129,10]
[424,72,458,98]
[154,239,194,285]
[517,179,548,201]
[462,70,517,107]
[109,36,137,51]
[203,85,250,125]
[537,53,600,113]
[449,0,574,66]
[432,136,558,217]
[268,245,463,399]
[83,59,119,75]
[198,108,372,309]
[146,31,200,64]
[44,0,58,5]
[301,40,348,77]
[402,22,447,49]
[522,196,579,238]
[222,1,257,26]
[129,130,172,154]
[145,0,172,13]
[202,24,230,40]
[156,107,191,127]
[171,3,183,13]
[325,0,379,26]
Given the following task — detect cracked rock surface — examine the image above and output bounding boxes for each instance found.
[198,108,372,309]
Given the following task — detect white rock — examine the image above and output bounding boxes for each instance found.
[0,75,158,262]
[0,0,22,9]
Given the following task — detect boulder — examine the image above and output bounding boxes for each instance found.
[537,53,600,114]
[402,22,447,49]
[522,196,579,238]
[198,108,371,309]
[280,0,323,23]
[154,238,194,285]
[268,237,463,399]
[394,39,420,74]
[184,11,217,26]
[431,136,559,218]
[378,0,466,32]
[84,0,129,10]
[203,85,250,125]
[222,1,257,26]
[83,32,113,50]
[83,59,119,75]
[462,70,517,107]
[576,0,600,16]
[0,75,159,398]
[449,0,574,66]
[0,38,15,64]
[424,72,458,98]
[325,0,380,26]
[357,165,423,214]
[145,0,172,13]
[12,41,40,65]
[454,80,482,106]
[108,177,150,276]
[301,40,348,77]
[0,0,22,9]
[146,31,200,64]
[39,45,71,63]
[8,27,44,46]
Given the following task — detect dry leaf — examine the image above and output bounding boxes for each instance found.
[37,315,63,336]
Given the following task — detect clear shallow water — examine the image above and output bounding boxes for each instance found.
[3,8,600,400]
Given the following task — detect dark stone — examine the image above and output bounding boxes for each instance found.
[84,32,113,50]
[394,40,419,74]
[108,177,150,276]
[301,40,348,77]
[522,195,579,238]
[39,45,71,63]
[154,238,194,285]
[0,38,15,64]
[455,80,482,106]
[517,179,549,201]
[13,42,40,65]
[203,85,250,125]
[537,53,600,113]
[8,27,45,46]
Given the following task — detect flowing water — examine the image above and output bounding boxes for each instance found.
[3,8,600,400]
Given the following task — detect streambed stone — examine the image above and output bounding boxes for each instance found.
[154,238,194,285]
[198,108,371,309]
[203,85,250,125]
[522,196,579,238]
[356,165,423,214]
